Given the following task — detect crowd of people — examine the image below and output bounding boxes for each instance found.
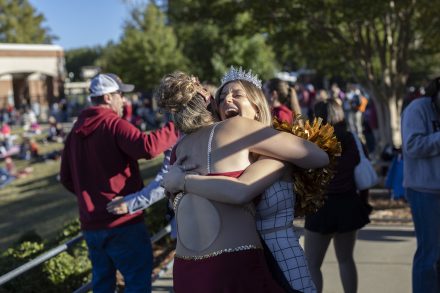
[0,108,68,188]
[51,68,438,293]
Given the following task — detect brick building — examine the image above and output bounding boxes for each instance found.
[0,43,65,120]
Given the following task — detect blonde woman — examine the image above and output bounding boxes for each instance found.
[162,68,325,292]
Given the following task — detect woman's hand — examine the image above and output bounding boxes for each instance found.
[106,196,128,215]
[163,164,195,194]
[163,154,198,194]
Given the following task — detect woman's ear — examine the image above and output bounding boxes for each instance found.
[255,111,260,121]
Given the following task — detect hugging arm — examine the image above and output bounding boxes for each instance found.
[107,167,168,215]
[163,156,287,205]
[229,117,329,168]
[107,149,171,215]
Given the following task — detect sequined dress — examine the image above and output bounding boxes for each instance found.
[256,181,317,293]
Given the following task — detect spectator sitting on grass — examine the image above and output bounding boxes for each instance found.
[47,116,65,143]
[0,123,19,158]
[19,137,40,161]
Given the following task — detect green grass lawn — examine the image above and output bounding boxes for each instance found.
[0,135,164,250]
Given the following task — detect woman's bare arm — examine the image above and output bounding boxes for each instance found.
[163,156,287,204]
[163,117,329,205]
[222,117,329,168]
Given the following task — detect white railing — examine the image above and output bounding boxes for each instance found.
[0,224,172,292]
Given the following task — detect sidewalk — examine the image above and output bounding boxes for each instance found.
[152,223,415,293]
[298,223,415,293]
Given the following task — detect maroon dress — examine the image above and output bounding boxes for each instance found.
[173,171,285,293]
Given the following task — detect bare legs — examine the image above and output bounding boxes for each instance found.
[304,229,358,293]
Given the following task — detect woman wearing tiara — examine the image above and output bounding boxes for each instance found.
[156,68,327,292]
[163,67,318,293]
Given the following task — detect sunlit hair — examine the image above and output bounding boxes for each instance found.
[155,71,215,134]
[314,98,345,125]
[214,80,272,126]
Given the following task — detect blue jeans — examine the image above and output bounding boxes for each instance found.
[406,188,440,293]
[83,222,153,293]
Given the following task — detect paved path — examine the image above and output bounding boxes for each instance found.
[152,223,415,293]
[310,224,415,293]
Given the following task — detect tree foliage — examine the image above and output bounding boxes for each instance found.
[0,0,56,43]
[65,47,103,81]
[97,3,187,93]
[168,1,278,83]
[7,0,437,147]
[258,0,440,146]
[170,0,440,146]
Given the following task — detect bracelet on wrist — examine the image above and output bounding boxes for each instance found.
[173,175,190,212]
[173,192,184,211]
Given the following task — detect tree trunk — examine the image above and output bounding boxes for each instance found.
[374,98,392,150]
[388,95,403,147]
[372,91,403,151]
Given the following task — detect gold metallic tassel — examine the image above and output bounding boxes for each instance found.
[273,115,342,217]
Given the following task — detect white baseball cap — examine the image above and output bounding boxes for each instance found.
[89,73,135,97]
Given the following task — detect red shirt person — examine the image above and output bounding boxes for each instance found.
[264,78,295,124]
[60,73,178,292]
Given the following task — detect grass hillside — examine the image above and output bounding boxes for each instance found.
[0,134,163,250]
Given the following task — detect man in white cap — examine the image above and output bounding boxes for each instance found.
[60,73,179,293]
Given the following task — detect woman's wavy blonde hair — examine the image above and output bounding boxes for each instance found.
[155,71,215,134]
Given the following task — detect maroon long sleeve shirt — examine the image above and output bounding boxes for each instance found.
[60,106,178,230]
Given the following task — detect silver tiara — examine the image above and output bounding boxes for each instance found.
[220,66,262,89]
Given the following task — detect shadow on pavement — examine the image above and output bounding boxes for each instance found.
[294,225,415,243]
[357,228,415,242]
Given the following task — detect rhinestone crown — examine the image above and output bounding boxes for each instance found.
[220,66,262,89]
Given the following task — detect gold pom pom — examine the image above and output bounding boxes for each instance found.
[273,115,342,217]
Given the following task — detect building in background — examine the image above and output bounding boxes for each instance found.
[0,43,65,121]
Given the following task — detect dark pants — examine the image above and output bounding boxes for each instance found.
[406,189,440,293]
[83,222,153,293]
